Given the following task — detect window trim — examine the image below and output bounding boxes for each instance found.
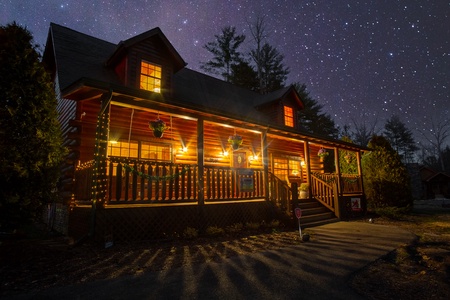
[283,105,294,127]
[139,60,162,93]
[108,139,173,162]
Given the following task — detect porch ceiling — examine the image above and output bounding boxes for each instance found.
[63,83,369,152]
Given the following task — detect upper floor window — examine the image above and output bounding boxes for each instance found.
[140,61,161,93]
[284,106,294,127]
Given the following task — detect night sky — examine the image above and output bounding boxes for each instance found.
[2,0,449,147]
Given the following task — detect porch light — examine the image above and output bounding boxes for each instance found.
[223,150,229,157]
[182,146,188,153]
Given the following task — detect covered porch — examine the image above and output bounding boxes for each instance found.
[66,93,365,241]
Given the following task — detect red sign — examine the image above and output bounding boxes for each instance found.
[295,208,302,219]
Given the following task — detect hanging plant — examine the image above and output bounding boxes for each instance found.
[317,148,329,161]
[344,153,353,164]
[228,134,243,150]
[149,118,167,138]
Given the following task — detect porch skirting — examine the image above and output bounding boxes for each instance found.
[68,200,280,243]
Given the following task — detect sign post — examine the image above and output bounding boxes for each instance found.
[294,208,302,239]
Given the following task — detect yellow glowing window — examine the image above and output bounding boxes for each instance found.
[108,140,139,158]
[140,61,161,93]
[284,106,294,127]
[141,141,172,161]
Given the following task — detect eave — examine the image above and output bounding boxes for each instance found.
[62,81,369,152]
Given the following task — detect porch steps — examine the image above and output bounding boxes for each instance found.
[296,199,339,228]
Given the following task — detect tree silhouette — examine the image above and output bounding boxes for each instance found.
[0,23,65,229]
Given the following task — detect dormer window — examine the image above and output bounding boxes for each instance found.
[140,60,161,93]
[284,106,294,127]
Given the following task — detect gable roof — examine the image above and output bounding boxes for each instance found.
[44,23,120,92]
[420,166,450,182]
[106,27,186,72]
[255,86,304,110]
[43,23,368,151]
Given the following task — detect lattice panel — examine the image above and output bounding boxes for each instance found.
[89,201,278,242]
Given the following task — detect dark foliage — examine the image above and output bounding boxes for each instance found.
[0,22,65,229]
[362,135,413,208]
[294,83,338,138]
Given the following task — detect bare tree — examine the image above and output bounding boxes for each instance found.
[350,117,379,147]
[248,15,267,93]
[419,119,450,171]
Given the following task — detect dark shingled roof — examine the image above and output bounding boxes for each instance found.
[172,68,273,124]
[45,23,294,125]
[43,23,370,150]
[46,23,120,91]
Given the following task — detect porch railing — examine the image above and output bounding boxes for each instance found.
[340,174,363,194]
[203,166,265,201]
[267,172,292,215]
[106,158,197,204]
[73,158,268,205]
[310,174,338,212]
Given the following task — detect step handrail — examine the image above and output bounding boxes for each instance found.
[310,174,338,213]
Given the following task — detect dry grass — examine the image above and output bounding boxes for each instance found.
[349,211,450,300]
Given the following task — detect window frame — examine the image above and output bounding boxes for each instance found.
[139,60,162,93]
[283,105,294,127]
[108,139,173,162]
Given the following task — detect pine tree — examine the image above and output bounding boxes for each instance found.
[294,83,338,138]
[383,115,418,163]
[257,43,289,94]
[229,61,259,91]
[200,26,245,82]
[0,23,65,229]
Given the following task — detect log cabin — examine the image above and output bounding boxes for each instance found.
[43,23,368,242]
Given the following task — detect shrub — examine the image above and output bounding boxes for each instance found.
[268,219,280,228]
[205,226,225,237]
[182,227,199,239]
[245,222,260,230]
[225,223,243,234]
[374,206,410,220]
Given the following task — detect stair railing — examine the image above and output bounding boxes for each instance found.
[310,173,339,213]
[267,172,292,215]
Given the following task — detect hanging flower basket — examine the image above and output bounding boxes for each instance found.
[228,134,243,150]
[149,119,167,138]
[344,153,353,164]
[317,148,329,161]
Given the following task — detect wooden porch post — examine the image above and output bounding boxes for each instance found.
[356,150,365,196]
[197,117,205,205]
[90,91,112,237]
[303,141,311,187]
[262,129,270,201]
[334,147,342,219]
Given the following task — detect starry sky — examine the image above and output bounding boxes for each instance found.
[1,0,449,147]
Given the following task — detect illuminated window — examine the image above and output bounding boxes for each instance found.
[273,157,289,179]
[141,141,171,161]
[273,157,301,180]
[108,140,171,162]
[108,140,138,158]
[140,61,161,93]
[284,106,294,127]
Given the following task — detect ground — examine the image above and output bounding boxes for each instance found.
[1,202,449,299]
